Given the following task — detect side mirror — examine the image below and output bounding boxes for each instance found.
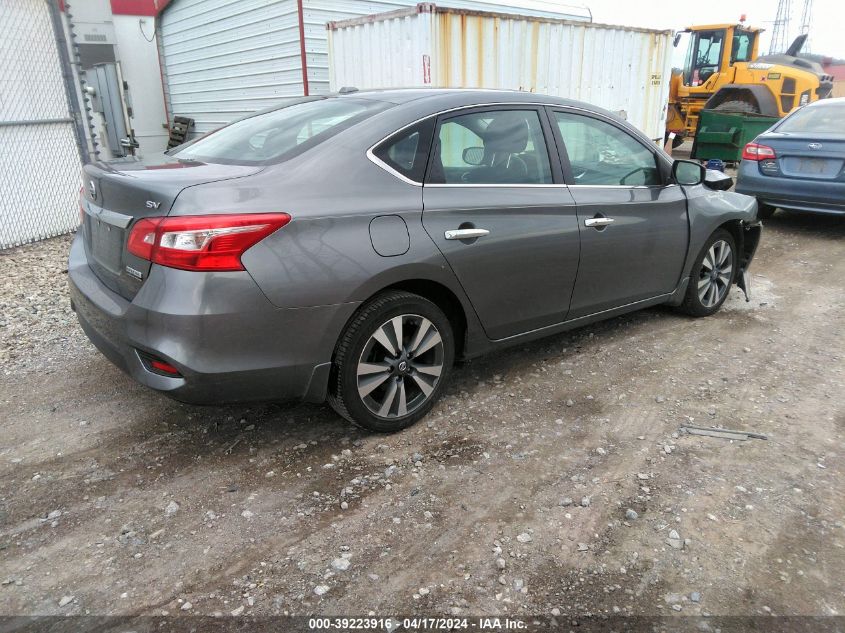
[462,146,484,166]
[704,169,734,191]
[672,159,705,185]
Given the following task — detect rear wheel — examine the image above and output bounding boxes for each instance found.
[756,202,776,220]
[713,100,760,114]
[678,229,737,317]
[328,291,454,433]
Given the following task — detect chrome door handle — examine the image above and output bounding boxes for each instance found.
[445,228,490,240]
[584,217,615,228]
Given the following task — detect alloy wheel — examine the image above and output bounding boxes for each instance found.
[356,314,445,419]
[698,239,733,308]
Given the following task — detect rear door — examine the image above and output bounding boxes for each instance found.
[421,106,581,340]
[548,108,689,319]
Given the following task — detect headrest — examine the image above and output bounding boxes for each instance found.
[484,113,529,154]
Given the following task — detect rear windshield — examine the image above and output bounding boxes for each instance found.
[776,103,845,133]
[172,97,389,165]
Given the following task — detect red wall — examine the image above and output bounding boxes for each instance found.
[108,0,172,16]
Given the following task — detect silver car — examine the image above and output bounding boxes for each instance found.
[69,89,761,432]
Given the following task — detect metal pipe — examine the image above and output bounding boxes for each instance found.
[296,0,309,96]
[0,118,74,127]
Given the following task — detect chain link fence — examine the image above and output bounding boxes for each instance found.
[1,0,84,249]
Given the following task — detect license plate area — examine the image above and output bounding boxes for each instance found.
[90,217,124,274]
[83,202,131,276]
[781,156,843,179]
[797,157,829,174]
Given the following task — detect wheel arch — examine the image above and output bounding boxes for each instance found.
[718,219,762,274]
[381,279,468,359]
[335,278,474,364]
[704,85,780,117]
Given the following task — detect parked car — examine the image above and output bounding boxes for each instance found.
[69,89,761,432]
[736,97,845,218]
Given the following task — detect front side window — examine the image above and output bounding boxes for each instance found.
[554,112,661,186]
[173,98,388,165]
[427,109,553,185]
[372,119,435,183]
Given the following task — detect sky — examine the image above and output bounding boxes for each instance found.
[578,0,845,61]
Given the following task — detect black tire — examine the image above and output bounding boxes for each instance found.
[713,100,760,114]
[756,202,776,220]
[678,228,738,318]
[328,291,454,433]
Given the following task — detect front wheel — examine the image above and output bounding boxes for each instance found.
[328,291,454,432]
[678,229,737,317]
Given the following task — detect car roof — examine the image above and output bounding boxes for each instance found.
[330,87,656,149]
[805,96,845,108]
[345,87,594,110]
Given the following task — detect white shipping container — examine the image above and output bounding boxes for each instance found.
[157,0,589,136]
[328,3,673,139]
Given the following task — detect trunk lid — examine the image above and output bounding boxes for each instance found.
[759,132,845,182]
[80,154,263,300]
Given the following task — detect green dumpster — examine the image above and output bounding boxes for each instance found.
[692,109,780,162]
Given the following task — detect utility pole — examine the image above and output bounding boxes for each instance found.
[769,0,792,54]
[798,0,813,52]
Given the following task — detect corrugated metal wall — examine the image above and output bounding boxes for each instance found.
[158,0,303,136]
[158,0,590,135]
[302,1,422,95]
[329,8,673,139]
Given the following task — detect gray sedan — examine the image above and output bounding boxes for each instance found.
[69,89,761,432]
[736,97,845,218]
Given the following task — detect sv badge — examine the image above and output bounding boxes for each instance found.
[146,200,161,209]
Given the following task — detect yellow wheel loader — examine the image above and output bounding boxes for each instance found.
[666,25,834,146]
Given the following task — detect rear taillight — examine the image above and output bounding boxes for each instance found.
[742,143,776,161]
[150,359,181,376]
[127,213,291,272]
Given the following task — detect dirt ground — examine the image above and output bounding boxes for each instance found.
[1,210,844,625]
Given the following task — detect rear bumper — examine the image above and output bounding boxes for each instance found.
[68,233,357,405]
[736,164,845,215]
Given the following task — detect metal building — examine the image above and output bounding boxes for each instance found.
[156,0,590,135]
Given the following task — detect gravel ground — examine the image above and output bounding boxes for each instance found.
[1,212,844,623]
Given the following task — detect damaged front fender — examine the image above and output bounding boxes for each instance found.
[735,220,763,302]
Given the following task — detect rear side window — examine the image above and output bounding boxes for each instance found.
[371,118,435,183]
[776,103,845,132]
[554,111,661,186]
[428,109,553,185]
[173,98,388,165]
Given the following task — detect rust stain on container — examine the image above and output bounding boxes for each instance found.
[476,16,484,87]
[529,20,539,91]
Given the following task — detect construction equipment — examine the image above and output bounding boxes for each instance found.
[666,23,834,146]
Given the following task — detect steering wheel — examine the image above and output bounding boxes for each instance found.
[619,166,650,185]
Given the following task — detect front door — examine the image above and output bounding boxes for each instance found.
[422,107,581,340]
[549,109,689,319]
